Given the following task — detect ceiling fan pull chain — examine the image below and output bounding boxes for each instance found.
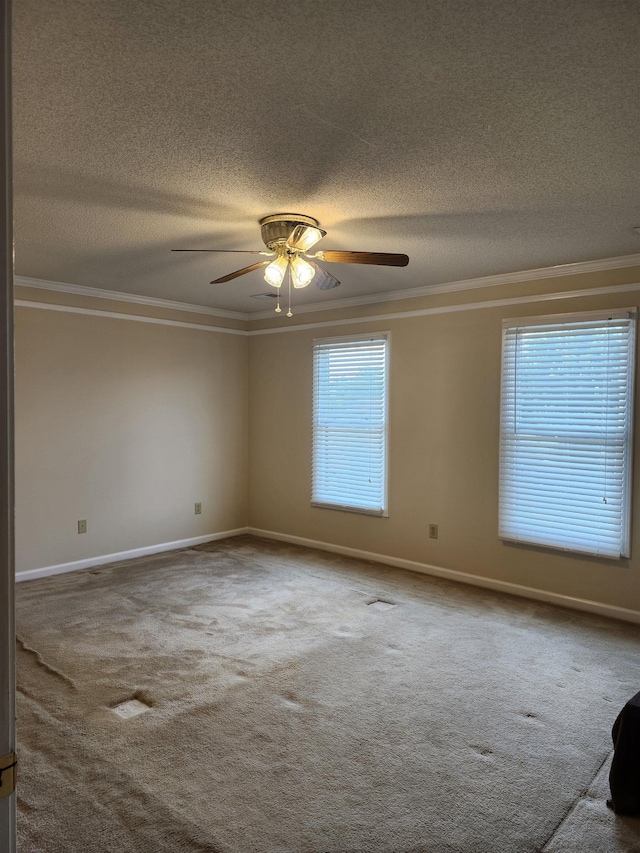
[287,268,293,318]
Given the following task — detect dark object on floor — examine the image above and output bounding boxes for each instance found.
[609,691,640,814]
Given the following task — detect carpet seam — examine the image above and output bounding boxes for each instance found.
[16,634,77,690]
[539,749,613,851]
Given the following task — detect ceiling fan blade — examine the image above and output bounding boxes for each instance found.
[308,261,341,290]
[286,224,327,252]
[172,249,274,255]
[210,261,270,284]
[314,250,409,267]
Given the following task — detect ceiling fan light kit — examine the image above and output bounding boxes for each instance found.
[289,254,315,288]
[172,213,409,316]
[263,254,288,288]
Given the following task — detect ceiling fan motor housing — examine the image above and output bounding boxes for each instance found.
[259,213,320,250]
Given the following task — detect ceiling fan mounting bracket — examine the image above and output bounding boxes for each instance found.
[259,213,320,250]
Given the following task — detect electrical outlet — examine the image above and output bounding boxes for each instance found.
[78,519,87,534]
[194,502,202,515]
[429,523,438,539]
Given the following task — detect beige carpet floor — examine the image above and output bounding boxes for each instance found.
[14,535,640,852]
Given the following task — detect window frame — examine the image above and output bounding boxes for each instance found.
[498,307,636,559]
[311,331,390,517]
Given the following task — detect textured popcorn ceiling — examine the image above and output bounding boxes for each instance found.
[12,0,640,313]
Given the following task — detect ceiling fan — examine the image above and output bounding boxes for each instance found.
[172,213,409,314]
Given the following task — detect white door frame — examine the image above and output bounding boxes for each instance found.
[0,0,15,849]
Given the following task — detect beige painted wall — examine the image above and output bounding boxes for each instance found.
[15,306,248,573]
[15,264,640,613]
[248,284,640,613]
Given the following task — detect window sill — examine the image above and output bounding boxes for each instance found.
[311,501,388,518]
[499,534,627,560]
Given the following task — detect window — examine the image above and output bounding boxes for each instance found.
[499,310,636,558]
[312,333,389,515]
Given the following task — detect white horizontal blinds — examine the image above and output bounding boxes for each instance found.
[499,312,635,558]
[312,335,388,514]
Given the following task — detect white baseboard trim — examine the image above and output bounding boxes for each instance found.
[247,527,640,625]
[15,528,249,583]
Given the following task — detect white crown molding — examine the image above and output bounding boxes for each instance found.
[15,528,249,582]
[250,252,640,319]
[15,253,640,327]
[18,280,640,337]
[15,300,249,336]
[248,528,640,624]
[15,275,250,321]
[248,281,640,335]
